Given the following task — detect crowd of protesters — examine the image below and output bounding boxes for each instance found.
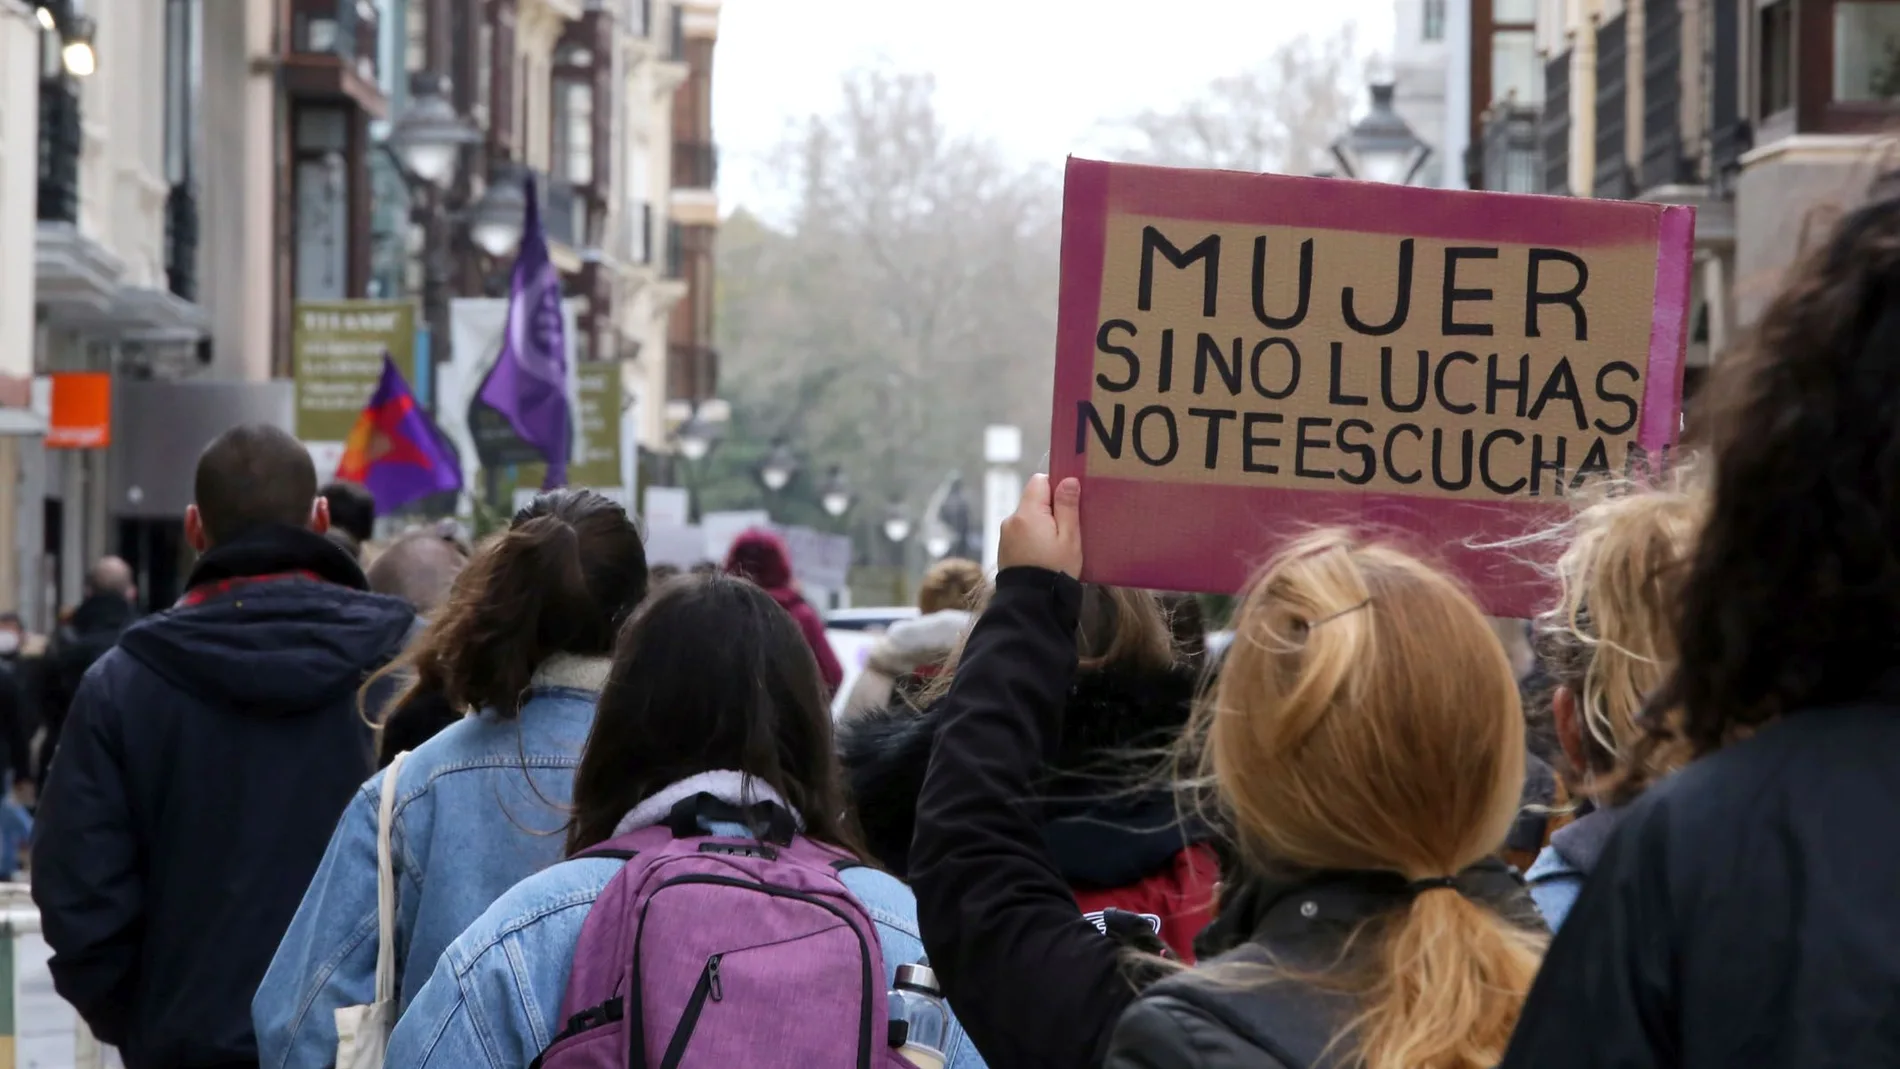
[20,190,1900,1069]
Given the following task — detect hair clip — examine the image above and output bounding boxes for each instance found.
[1405,875,1459,895]
[1308,597,1374,629]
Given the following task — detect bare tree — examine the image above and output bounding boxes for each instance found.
[717,68,1059,525]
[1103,25,1365,176]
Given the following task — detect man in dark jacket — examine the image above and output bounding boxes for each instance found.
[31,423,417,1069]
[36,556,138,785]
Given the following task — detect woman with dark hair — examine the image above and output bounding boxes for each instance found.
[380,575,987,1069]
[1503,198,1900,1066]
[256,490,648,1069]
[840,582,1217,961]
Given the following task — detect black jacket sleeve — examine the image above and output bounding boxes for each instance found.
[909,567,1135,1069]
[1498,792,1678,1068]
[1106,997,1293,1069]
[0,668,28,783]
[29,663,141,1046]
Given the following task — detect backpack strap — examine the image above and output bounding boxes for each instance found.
[662,792,797,846]
[831,858,866,872]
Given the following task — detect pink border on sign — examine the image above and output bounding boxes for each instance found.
[1639,205,1696,453]
[1078,477,1569,618]
[1049,158,1697,615]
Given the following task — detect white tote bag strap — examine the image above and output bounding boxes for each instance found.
[373,751,408,1006]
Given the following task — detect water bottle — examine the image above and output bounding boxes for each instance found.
[888,963,950,1069]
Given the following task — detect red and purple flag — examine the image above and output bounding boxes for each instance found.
[336,355,465,512]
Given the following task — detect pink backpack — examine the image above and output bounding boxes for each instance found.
[530,795,911,1069]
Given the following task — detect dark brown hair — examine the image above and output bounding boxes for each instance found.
[369,489,647,722]
[1660,195,1900,754]
[563,574,867,857]
[194,424,318,544]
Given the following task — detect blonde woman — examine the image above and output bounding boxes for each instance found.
[1522,485,1702,930]
[906,476,1544,1069]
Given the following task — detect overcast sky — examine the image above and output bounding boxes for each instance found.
[712,0,1396,217]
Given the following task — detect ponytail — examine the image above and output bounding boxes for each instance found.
[1351,887,1543,1069]
[359,488,647,725]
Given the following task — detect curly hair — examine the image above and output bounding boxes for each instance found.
[1664,196,1900,754]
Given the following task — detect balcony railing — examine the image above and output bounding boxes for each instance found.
[1593,13,1631,199]
[1541,52,1571,195]
[37,78,81,224]
[672,141,717,190]
[538,171,590,249]
[165,183,199,301]
[292,0,380,82]
[1482,105,1543,194]
[1639,0,1691,190]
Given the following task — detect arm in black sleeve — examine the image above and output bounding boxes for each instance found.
[0,671,28,783]
[909,567,1134,1069]
[30,668,141,1046]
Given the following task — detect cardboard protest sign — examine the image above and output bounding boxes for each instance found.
[1050,158,1695,616]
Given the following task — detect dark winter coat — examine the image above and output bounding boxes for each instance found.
[839,651,1215,957]
[30,525,416,1069]
[1502,693,1900,1069]
[725,528,844,695]
[1107,861,1544,1069]
[36,591,136,784]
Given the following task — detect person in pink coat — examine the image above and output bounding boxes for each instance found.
[725,528,844,695]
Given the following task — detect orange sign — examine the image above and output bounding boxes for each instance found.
[47,373,112,449]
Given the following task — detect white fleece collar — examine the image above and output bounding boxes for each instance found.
[530,654,614,693]
[612,771,804,837]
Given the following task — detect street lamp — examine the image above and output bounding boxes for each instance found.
[467,171,527,259]
[759,440,798,493]
[387,74,480,190]
[59,16,93,77]
[820,466,852,518]
[675,414,714,462]
[1331,82,1431,186]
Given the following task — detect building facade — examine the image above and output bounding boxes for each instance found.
[666,0,719,416]
[1394,0,1461,187]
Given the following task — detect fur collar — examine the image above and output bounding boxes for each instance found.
[531,654,613,694]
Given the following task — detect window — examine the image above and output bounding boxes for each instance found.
[1759,0,1795,115]
[163,0,198,185]
[1424,0,1446,40]
[405,1,426,74]
[1835,1,1900,100]
[293,107,351,301]
[1494,0,1535,23]
[1492,29,1542,104]
[553,80,593,184]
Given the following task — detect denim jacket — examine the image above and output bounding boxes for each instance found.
[381,819,990,1069]
[254,656,610,1069]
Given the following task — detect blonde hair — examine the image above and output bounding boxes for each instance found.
[1534,477,1704,798]
[1198,530,1543,1069]
[917,559,987,616]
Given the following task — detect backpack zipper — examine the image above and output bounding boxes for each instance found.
[633,874,876,1069]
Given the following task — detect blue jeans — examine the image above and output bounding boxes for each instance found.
[0,773,31,880]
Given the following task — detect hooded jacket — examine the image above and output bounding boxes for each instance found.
[840,634,1216,959]
[1503,696,1900,1069]
[725,528,843,695]
[31,524,416,1069]
[841,608,971,717]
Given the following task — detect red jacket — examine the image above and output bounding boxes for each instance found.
[1073,845,1221,963]
[725,528,844,695]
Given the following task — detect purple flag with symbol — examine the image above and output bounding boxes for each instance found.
[477,173,571,488]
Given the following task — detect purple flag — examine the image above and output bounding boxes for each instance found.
[336,355,465,512]
[477,174,571,488]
